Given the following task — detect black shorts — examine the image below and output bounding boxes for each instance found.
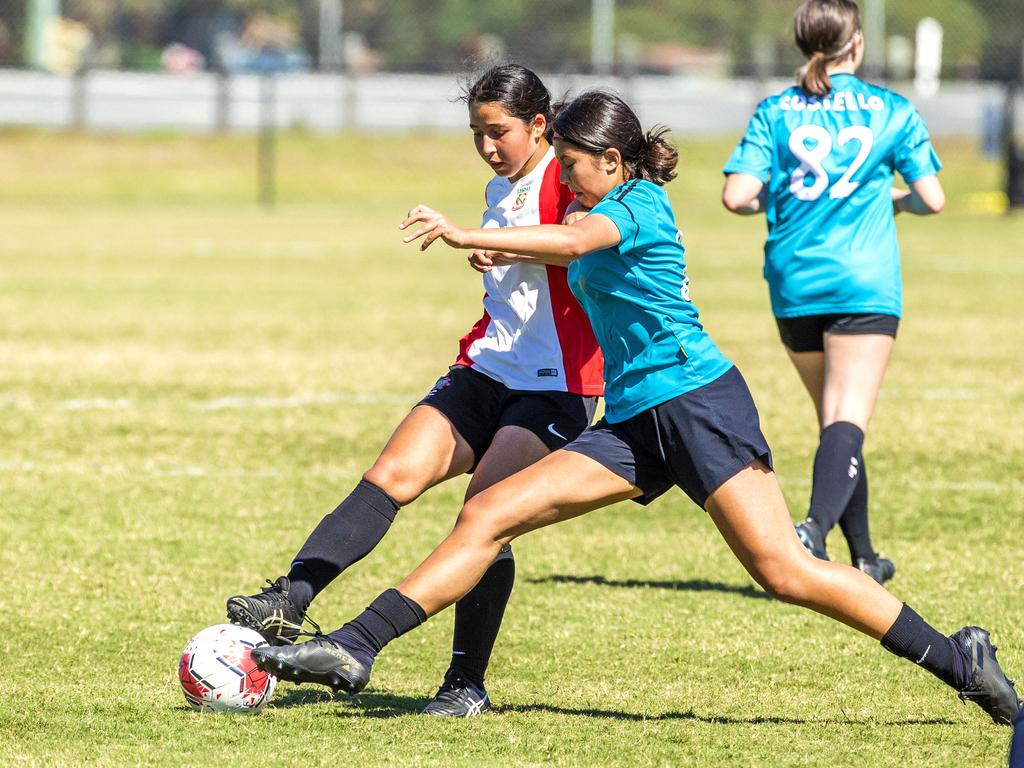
[419,365,598,466]
[775,313,900,353]
[563,366,772,509]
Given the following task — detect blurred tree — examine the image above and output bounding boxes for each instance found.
[10,0,1018,79]
[969,0,1024,82]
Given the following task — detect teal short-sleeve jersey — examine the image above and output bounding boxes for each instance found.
[568,179,733,423]
[723,74,941,318]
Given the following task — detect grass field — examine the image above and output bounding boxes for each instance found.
[0,128,1021,767]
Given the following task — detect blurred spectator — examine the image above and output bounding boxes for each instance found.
[42,17,93,74]
[162,42,205,74]
[159,3,241,69]
[215,12,310,74]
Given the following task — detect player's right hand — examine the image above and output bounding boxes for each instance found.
[400,204,467,250]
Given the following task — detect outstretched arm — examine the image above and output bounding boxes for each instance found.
[400,204,620,267]
[466,202,593,273]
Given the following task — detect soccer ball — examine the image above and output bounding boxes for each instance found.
[178,624,277,713]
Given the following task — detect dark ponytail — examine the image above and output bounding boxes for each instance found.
[461,63,554,139]
[641,126,679,185]
[553,90,678,186]
[794,0,861,97]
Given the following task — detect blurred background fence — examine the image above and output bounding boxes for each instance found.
[0,0,1021,200]
[1,0,1022,81]
[0,1,1021,131]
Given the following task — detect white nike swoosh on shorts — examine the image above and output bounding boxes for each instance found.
[547,423,567,440]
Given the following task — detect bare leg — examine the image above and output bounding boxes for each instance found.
[466,425,550,499]
[705,460,900,637]
[281,404,477,611]
[819,333,894,431]
[442,425,553,689]
[785,348,825,424]
[398,449,641,616]
[787,335,894,563]
[786,333,894,431]
[363,404,476,504]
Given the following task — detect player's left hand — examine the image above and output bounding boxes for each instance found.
[468,250,517,273]
[891,187,911,214]
[468,250,493,273]
[400,205,467,250]
[563,199,590,225]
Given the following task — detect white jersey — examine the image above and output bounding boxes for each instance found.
[454,147,603,396]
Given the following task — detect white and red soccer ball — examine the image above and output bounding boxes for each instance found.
[178,624,277,713]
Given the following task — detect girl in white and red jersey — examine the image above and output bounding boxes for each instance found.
[224,64,603,717]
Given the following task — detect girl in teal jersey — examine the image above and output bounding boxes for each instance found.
[251,90,1019,726]
[722,0,946,585]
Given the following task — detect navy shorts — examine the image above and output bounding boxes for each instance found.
[776,313,899,353]
[419,365,598,466]
[563,366,772,509]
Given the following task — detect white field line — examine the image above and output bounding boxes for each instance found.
[0,392,412,412]
[776,476,1024,493]
[44,389,1004,412]
[194,392,409,410]
[877,388,994,401]
[0,460,1017,494]
[61,397,133,411]
[0,460,355,480]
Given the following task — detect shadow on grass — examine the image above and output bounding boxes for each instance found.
[270,690,957,727]
[527,574,770,601]
[497,703,958,726]
[272,687,428,717]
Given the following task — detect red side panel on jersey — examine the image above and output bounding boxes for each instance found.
[538,160,605,396]
[454,301,491,368]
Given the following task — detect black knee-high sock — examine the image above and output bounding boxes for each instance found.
[838,452,878,563]
[881,604,972,690]
[286,479,400,613]
[326,588,426,667]
[448,544,515,688]
[807,421,865,536]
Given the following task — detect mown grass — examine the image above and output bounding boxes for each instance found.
[0,129,1021,767]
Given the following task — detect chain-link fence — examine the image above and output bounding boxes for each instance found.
[0,0,1021,81]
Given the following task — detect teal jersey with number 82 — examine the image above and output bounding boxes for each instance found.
[723,73,941,318]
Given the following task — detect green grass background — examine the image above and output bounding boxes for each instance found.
[0,129,1021,767]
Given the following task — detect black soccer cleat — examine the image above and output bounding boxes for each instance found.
[856,556,896,586]
[952,626,1023,725]
[226,576,305,646]
[795,519,829,561]
[420,670,491,717]
[251,636,371,694]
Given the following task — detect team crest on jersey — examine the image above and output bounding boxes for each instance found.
[511,180,532,211]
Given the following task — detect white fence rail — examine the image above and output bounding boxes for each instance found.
[0,69,1009,138]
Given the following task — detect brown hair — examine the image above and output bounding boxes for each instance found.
[553,91,678,185]
[794,0,861,97]
[462,63,554,140]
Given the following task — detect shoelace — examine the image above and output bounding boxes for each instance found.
[259,579,324,640]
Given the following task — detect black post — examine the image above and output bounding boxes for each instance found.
[258,73,277,209]
[1005,81,1024,210]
